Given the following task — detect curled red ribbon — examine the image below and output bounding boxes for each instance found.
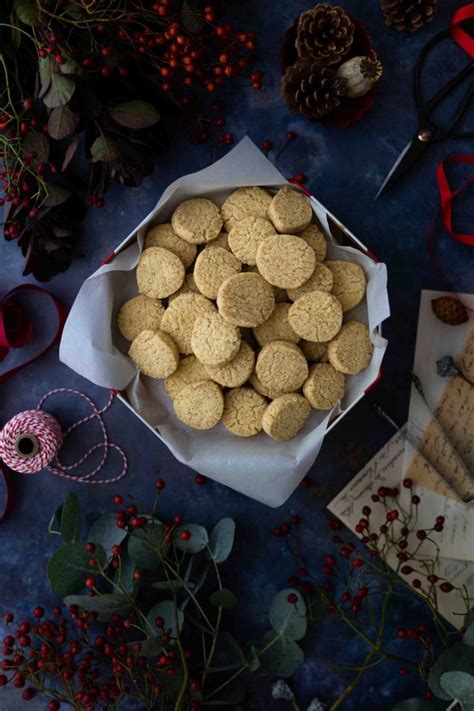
[0,284,68,521]
[0,284,67,385]
[451,3,474,57]
[436,156,474,247]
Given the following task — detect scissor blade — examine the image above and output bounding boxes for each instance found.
[376,138,429,199]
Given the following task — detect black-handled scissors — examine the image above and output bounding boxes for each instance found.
[376,24,474,199]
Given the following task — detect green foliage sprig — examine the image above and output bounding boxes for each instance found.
[0,488,308,710]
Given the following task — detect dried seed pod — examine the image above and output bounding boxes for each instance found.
[336,56,383,98]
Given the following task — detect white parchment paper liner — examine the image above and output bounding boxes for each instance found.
[60,137,390,507]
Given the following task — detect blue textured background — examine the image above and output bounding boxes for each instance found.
[1,0,473,708]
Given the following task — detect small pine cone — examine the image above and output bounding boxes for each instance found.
[281,61,345,121]
[380,0,438,32]
[296,4,355,64]
[431,296,469,326]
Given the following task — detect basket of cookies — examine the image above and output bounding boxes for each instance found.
[61,137,389,507]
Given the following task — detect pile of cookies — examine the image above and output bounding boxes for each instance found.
[117,185,373,442]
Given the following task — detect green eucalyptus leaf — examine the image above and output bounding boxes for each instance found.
[63,593,131,621]
[43,74,76,108]
[392,701,439,711]
[181,0,205,33]
[91,134,120,163]
[175,524,209,553]
[47,105,79,140]
[22,130,49,166]
[207,518,235,563]
[39,55,56,86]
[108,101,160,130]
[429,642,474,701]
[47,542,106,596]
[441,671,474,706]
[181,561,211,612]
[114,551,136,593]
[269,589,307,641]
[45,184,72,207]
[259,631,303,678]
[15,0,39,26]
[146,600,184,641]
[246,643,260,672]
[127,519,164,570]
[88,514,127,557]
[209,588,237,609]
[221,633,246,666]
[465,624,474,647]
[49,505,62,536]
[59,57,83,76]
[60,492,80,542]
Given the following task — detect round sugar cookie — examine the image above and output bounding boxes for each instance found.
[168,273,200,302]
[262,394,311,441]
[303,363,346,410]
[326,260,367,312]
[205,341,255,388]
[221,186,272,231]
[191,312,241,366]
[268,186,312,234]
[299,224,327,262]
[137,247,185,299]
[222,387,267,437]
[144,223,197,269]
[327,321,373,374]
[228,216,275,265]
[255,340,308,394]
[117,295,165,342]
[161,293,216,354]
[128,329,178,379]
[164,355,208,400]
[174,380,224,430]
[217,272,275,327]
[171,198,223,244]
[193,246,241,300]
[253,303,300,347]
[300,340,328,362]
[288,291,343,342]
[286,262,334,301]
[256,234,316,289]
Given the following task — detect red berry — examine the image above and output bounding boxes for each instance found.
[351,558,364,569]
[101,47,111,57]
[155,616,164,628]
[133,571,142,581]
[155,479,166,491]
[427,574,439,583]
[416,530,427,540]
[262,140,272,151]
[402,478,413,488]
[180,530,191,542]
[54,54,63,65]
[294,173,307,183]
[39,48,48,58]
[33,607,44,618]
[412,579,422,589]
[412,495,420,505]
[85,578,95,589]
[287,593,298,604]
[440,582,454,593]
[174,514,184,525]
[401,565,413,575]
[425,691,434,701]
[399,668,409,676]
[23,98,33,111]
[195,474,206,485]
[286,131,296,141]
[386,510,399,522]
[86,543,95,553]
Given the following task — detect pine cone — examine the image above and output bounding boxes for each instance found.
[431,296,468,326]
[296,4,355,64]
[281,61,345,121]
[380,0,438,32]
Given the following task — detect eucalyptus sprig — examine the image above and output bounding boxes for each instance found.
[0,0,262,279]
[0,485,308,710]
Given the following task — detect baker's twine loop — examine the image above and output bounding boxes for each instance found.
[0,388,127,485]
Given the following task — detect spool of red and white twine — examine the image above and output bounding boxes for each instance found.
[0,388,127,484]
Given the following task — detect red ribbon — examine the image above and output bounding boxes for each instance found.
[0,284,68,522]
[0,284,67,385]
[451,3,474,58]
[436,156,474,247]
